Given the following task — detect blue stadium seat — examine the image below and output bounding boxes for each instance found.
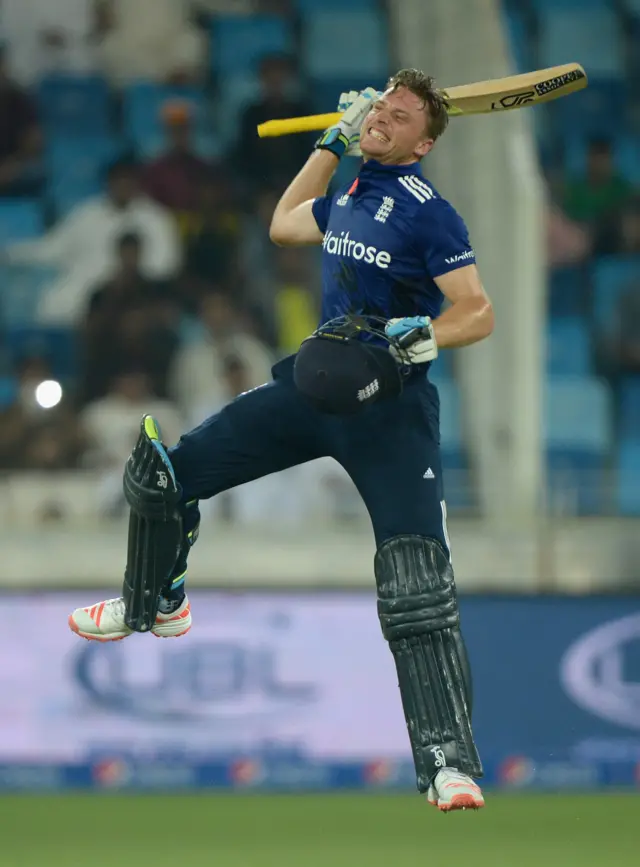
[296,0,377,8]
[562,135,640,186]
[212,73,260,148]
[545,376,612,514]
[546,317,591,376]
[0,200,43,244]
[617,137,640,186]
[502,8,533,72]
[532,0,613,9]
[37,75,111,134]
[47,136,125,217]
[310,77,382,115]
[547,266,586,317]
[620,377,640,439]
[617,440,640,516]
[537,9,623,78]
[211,16,294,75]
[4,327,78,380]
[545,376,611,451]
[302,10,389,80]
[122,83,215,157]
[548,80,628,139]
[592,256,640,327]
[0,376,17,408]
[0,265,59,327]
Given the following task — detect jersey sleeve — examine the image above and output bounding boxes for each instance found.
[312,194,332,233]
[417,201,476,278]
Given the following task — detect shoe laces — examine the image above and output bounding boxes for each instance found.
[106,597,126,617]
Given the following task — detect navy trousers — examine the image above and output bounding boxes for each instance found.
[167,355,451,572]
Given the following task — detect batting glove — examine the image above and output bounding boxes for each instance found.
[315,87,379,160]
[385,316,438,364]
[337,89,382,156]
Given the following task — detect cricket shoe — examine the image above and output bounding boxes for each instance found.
[427,768,485,812]
[68,595,191,642]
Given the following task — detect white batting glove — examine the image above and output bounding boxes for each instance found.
[385,316,438,364]
[316,87,379,160]
[337,89,382,156]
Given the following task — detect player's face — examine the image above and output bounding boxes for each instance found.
[359,87,434,165]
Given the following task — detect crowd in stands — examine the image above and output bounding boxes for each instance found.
[0,0,638,520]
[547,138,640,381]
[502,0,640,515]
[0,7,339,519]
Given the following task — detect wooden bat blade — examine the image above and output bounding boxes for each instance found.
[256,63,588,137]
[442,63,587,116]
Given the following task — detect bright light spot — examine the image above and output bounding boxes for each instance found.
[35,380,62,409]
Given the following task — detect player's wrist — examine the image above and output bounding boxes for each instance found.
[315,127,349,160]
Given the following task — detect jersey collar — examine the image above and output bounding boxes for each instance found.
[359,159,423,178]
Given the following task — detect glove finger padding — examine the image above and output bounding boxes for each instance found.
[316,87,379,160]
[337,90,360,112]
[336,88,382,113]
[341,87,379,128]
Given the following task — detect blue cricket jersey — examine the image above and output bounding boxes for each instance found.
[312,159,476,329]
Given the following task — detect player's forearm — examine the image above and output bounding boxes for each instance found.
[432,297,494,348]
[280,149,338,210]
[270,150,338,245]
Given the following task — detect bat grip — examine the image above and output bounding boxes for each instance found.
[257,112,342,138]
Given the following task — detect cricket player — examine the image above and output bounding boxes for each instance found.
[69,69,494,812]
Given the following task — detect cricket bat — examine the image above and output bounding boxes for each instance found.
[256,63,587,138]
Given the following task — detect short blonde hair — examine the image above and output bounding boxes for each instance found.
[386,68,449,140]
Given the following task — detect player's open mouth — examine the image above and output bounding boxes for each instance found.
[368,128,390,143]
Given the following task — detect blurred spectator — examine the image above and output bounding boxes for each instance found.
[5,158,181,326]
[0,45,43,196]
[236,54,311,191]
[195,0,291,13]
[194,0,263,12]
[97,0,206,86]
[170,291,273,424]
[563,139,633,227]
[546,204,592,267]
[180,170,241,309]
[221,353,252,400]
[81,368,183,513]
[81,232,181,403]
[272,247,319,354]
[0,355,85,470]
[239,186,280,310]
[0,0,97,85]
[594,196,640,256]
[142,100,213,231]
[82,369,183,466]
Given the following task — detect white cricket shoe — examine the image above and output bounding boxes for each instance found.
[68,595,191,642]
[427,768,485,812]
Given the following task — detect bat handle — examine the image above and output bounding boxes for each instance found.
[257,112,342,138]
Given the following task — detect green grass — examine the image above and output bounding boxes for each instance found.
[1,792,636,867]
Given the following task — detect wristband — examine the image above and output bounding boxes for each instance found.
[315,127,349,160]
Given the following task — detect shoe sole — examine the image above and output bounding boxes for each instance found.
[152,605,192,638]
[152,623,192,638]
[68,613,191,641]
[438,794,485,812]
